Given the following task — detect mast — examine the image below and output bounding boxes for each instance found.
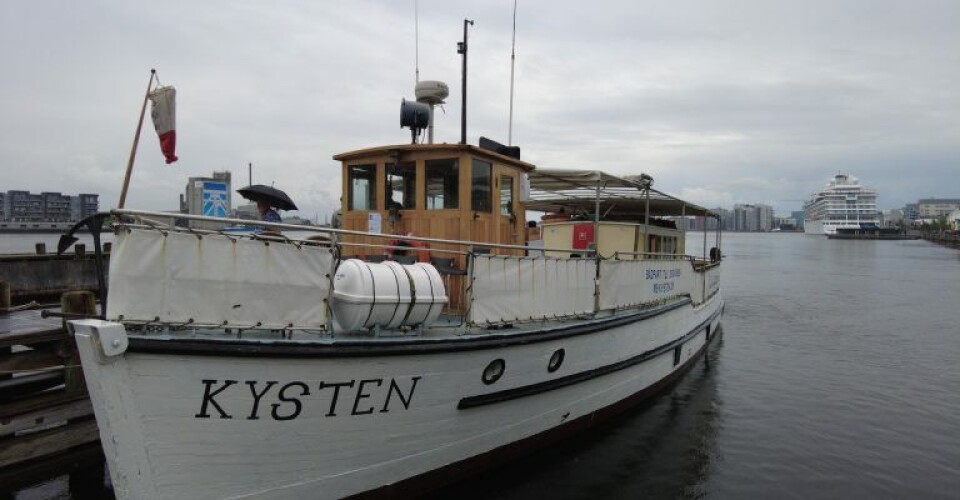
[457,19,474,145]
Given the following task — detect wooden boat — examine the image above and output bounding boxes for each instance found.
[70,114,723,500]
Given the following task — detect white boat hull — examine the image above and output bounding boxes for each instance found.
[73,295,722,499]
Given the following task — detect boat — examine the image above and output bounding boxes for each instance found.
[803,173,880,235]
[68,82,724,498]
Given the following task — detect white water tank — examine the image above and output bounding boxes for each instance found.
[331,259,448,332]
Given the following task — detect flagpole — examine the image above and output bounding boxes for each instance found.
[118,69,157,209]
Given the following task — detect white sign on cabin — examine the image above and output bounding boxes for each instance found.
[367,213,381,234]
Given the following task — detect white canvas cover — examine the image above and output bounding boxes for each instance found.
[470,256,596,324]
[598,259,693,310]
[107,229,333,329]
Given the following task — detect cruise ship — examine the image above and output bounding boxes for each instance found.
[803,174,879,235]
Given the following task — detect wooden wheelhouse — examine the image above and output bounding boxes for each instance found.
[335,143,534,260]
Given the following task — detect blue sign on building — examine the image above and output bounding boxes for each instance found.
[202,182,229,217]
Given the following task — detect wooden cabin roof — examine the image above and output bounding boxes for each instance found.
[333,143,536,172]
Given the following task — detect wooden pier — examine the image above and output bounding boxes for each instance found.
[1,291,107,498]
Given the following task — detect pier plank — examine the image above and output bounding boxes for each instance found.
[0,390,86,419]
[0,371,64,400]
[0,328,65,349]
[0,418,100,469]
[0,398,93,437]
[0,348,63,373]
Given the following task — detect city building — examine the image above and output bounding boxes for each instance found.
[181,171,232,230]
[790,211,805,231]
[41,192,73,222]
[880,209,904,228]
[0,191,99,222]
[72,194,100,221]
[917,198,960,219]
[732,203,774,232]
[903,203,919,224]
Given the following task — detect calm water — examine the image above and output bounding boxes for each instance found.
[11,232,960,499]
[435,232,960,499]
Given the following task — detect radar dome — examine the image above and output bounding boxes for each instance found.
[415,80,449,105]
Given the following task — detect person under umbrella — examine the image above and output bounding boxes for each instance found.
[236,184,298,223]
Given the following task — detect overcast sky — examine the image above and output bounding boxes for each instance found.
[2,0,957,218]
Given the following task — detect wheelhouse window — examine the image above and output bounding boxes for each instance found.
[348,164,376,211]
[386,162,416,209]
[471,159,492,213]
[500,175,514,216]
[425,159,459,209]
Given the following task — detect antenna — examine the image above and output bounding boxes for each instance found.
[414,0,419,83]
[508,0,517,146]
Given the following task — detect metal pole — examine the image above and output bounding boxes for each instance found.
[458,19,474,145]
[248,162,252,186]
[643,186,650,257]
[681,204,686,256]
[118,69,156,209]
[508,0,517,146]
[594,180,601,254]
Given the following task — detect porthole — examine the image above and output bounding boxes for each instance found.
[547,349,565,373]
[482,359,506,385]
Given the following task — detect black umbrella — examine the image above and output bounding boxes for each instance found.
[237,184,298,211]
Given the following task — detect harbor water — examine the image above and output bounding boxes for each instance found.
[9,232,960,499]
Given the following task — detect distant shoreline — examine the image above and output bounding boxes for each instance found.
[0,223,87,234]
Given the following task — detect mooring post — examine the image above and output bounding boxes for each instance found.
[0,281,9,314]
[35,242,46,255]
[60,290,95,396]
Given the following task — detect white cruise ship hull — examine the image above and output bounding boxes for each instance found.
[72,294,722,499]
[804,220,879,235]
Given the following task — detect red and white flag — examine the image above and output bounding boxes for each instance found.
[149,86,178,164]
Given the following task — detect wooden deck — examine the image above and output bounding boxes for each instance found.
[1,306,106,497]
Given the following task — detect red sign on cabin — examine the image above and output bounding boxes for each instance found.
[572,223,595,250]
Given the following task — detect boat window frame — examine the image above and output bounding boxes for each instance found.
[386,161,417,210]
[424,158,460,210]
[347,164,377,212]
[471,158,493,213]
[500,174,515,217]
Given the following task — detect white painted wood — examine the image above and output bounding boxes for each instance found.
[74,295,722,499]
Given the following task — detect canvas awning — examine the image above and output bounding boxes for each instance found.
[524,168,717,219]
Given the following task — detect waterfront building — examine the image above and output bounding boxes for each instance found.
[790,211,805,231]
[803,174,879,235]
[71,194,99,221]
[917,198,960,219]
[903,203,919,224]
[881,209,904,229]
[181,171,232,230]
[732,203,774,232]
[41,192,72,222]
[4,191,44,222]
[0,190,98,222]
[775,215,797,230]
